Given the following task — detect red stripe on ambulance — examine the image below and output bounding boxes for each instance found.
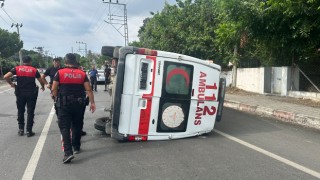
[138,56,157,136]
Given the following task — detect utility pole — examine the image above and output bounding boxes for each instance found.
[11,23,23,65]
[76,41,87,57]
[76,41,89,68]
[102,0,128,46]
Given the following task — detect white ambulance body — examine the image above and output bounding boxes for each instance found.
[103,46,226,141]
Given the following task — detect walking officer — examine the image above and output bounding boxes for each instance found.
[52,53,96,163]
[41,57,61,91]
[4,56,45,137]
[42,58,87,135]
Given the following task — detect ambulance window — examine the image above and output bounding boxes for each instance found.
[163,62,193,97]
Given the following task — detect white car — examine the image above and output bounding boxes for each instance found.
[97,70,105,84]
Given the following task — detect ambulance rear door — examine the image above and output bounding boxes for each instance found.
[114,52,161,140]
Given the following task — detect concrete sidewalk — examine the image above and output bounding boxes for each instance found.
[224,92,320,130]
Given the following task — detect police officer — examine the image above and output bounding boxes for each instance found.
[52,53,96,163]
[42,58,87,135]
[41,57,61,91]
[3,56,45,137]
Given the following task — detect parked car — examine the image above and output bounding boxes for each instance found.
[97,69,105,84]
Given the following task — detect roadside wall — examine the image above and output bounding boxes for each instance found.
[236,67,265,94]
[222,66,320,101]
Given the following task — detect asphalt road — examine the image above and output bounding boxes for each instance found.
[0,83,320,180]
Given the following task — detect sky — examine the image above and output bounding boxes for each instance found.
[0,0,177,57]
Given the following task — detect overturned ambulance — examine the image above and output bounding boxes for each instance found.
[95,46,226,141]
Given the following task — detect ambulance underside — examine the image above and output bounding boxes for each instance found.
[110,46,225,141]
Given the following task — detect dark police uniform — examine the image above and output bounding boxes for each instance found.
[10,65,41,134]
[53,67,89,156]
[43,66,61,116]
[44,66,60,86]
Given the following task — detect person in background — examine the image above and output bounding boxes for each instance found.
[52,53,96,163]
[4,56,45,137]
[104,62,111,91]
[88,66,98,92]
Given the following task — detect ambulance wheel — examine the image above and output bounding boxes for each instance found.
[94,117,107,132]
[101,46,114,57]
[113,46,121,59]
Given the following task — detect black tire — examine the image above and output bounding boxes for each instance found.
[94,117,108,131]
[113,46,122,59]
[101,46,115,57]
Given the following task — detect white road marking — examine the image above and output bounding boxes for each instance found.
[22,106,55,180]
[0,88,13,94]
[213,129,320,179]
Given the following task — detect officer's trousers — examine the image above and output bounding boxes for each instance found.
[57,102,84,155]
[90,76,97,91]
[16,93,38,132]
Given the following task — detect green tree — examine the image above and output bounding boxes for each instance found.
[136,0,222,62]
[252,0,320,66]
[0,28,23,58]
[0,28,23,77]
[134,0,320,70]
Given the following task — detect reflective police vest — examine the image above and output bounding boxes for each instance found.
[15,65,38,94]
[58,68,86,97]
[16,65,37,78]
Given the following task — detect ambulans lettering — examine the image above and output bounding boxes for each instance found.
[194,71,218,125]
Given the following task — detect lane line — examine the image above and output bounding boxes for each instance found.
[22,106,55,180]
[213,129,320,179]
[0,88,13,94]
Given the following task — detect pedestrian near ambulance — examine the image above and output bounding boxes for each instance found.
[104,62,111,91]
[4,56,45,137]
[52,53,96,163]
[88,65,98,92]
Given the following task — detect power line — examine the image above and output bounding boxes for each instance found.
[87,3,107,31]
[102,0,129,46]
[1,7,16,23]
[0,13,10,26]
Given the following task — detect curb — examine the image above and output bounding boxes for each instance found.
[224,100,320,130]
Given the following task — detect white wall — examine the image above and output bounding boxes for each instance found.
[222,66,317,101]
[236,68,265,94]
[220,71,232,87]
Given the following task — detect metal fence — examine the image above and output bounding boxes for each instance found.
[296,63,320,93]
